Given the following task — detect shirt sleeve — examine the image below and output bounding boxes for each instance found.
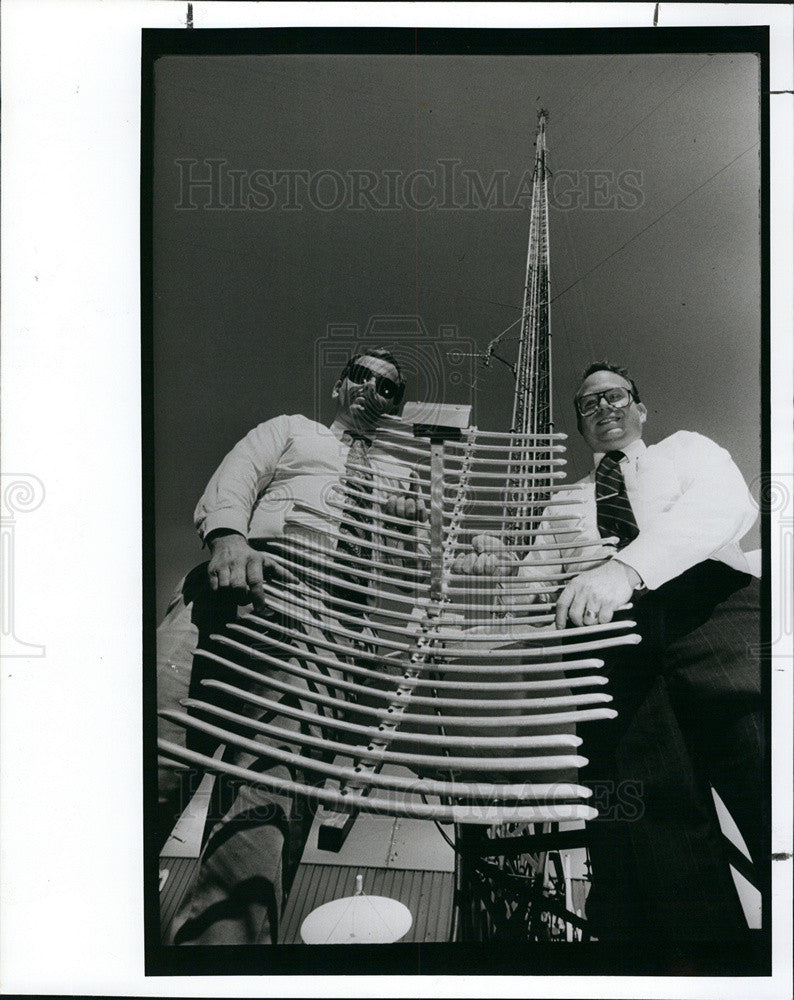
[506,494,584,608]
[194,414,291,542]
[616,431,757,591]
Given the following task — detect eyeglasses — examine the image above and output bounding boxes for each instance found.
[345,363,403,402]
[575,386,637,417]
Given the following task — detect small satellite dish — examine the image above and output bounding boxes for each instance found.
[300,874,413,945]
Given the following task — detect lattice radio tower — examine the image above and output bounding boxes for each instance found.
[502,109,554,545]
[454,109,579,944]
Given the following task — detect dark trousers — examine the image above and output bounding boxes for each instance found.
[581,560,764,941]
[157,555,375,945]
[158,563,315,945]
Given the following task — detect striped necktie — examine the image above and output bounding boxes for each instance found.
[595,450,639,550]
[337,433,374,563]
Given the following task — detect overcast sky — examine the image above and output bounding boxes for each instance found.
[152,47,761,617]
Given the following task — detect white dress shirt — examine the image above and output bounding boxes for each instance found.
[519,431,758,591]
[194,413,419,555]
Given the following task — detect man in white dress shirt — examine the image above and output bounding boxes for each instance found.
[156,349,426,944]
[457,362,764,943]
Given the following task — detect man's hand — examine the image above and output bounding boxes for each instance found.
[451,534,519,577]
[207,530,293,599]
[383,493,428,532]
[555,559,642,629]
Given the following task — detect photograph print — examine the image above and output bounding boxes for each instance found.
[143,26,771,977]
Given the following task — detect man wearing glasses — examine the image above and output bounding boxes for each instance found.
[194,350,419,602]
[457,362,763,943]
[157,349,425,944]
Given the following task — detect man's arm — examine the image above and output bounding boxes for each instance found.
[195,415,292,595]
[554,560,641,629]
[555,432,756,626]
[377,467,429,569]
[382,493,427,551]
[205,528,294,596]
[194,415,290,540]
[614,431,757,591]
[450,530,555,611]
[450,500,633,627]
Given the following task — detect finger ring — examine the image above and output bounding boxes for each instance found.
[584,610,596,621]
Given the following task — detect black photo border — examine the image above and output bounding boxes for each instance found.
[141,24,771,979]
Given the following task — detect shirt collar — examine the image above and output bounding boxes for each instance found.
[592,437,647,468]
[329,419,347,442]
[331,419,373,446]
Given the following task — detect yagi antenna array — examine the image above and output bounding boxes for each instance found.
[158,409,638,851]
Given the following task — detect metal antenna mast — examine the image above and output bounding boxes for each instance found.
[503,110,554,546]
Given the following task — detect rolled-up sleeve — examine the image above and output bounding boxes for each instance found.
[194,415,290,542]
[617,431,757,591]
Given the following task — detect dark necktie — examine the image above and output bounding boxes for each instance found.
[337,434,374,564]
[595,450,639,550]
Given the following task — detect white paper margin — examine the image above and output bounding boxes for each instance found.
[1,2,791,997]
